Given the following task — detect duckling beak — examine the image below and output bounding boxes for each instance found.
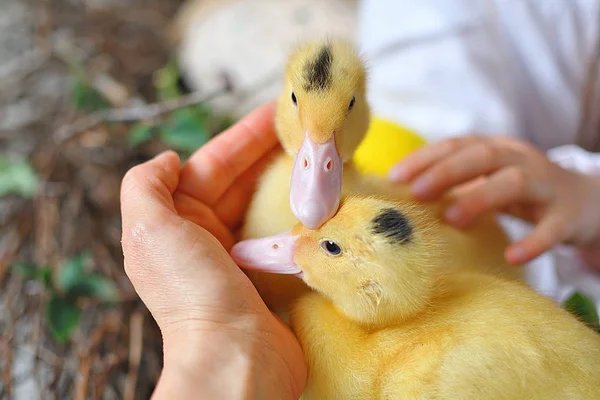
[230,232,303,278]
[290,133,342,229]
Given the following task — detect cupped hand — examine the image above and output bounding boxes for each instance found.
[120,102,306,399]
[388,136,600,265]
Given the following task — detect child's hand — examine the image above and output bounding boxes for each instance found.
[388,136,600,265]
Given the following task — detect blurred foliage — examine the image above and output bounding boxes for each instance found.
[12,252,119,343]
[0,156,39,198]
[139,59,235,155]
[71,72,111,111]
[127,122,155,147]
[67,60,236,157]
[564,291,600,333]
[159,108,211,152]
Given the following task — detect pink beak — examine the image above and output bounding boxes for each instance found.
[289,133,342,229]
[230,231,303,278]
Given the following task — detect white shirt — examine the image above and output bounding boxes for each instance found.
[358,0,600,309]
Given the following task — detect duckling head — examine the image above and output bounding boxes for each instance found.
[276,39,370,230]
[231,196,446,327]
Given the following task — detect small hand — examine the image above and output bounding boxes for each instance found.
[388,136,600,265]
[120,102,306,399]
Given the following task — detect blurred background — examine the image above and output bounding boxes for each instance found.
[0,0,357,398]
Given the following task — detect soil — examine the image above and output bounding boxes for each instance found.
[0,1,186,398]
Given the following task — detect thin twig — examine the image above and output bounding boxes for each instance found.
[123,311,144,400]
[54,87,227,143]
[93,353,120,400]
[53,68,280,144]
[74,354,92,400]
[0,210,32,283]
[1,337,12,398]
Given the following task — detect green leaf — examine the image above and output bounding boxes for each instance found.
[56,251,92,293]
[11,263,52,288]
[153,60,184,101]
[71,74,110,111]
[564,292,600,331]
[159,108,210,152]
[66,274,120,303]
[0,156,39,198]
[128,123,155,147]
[46,294,81,343]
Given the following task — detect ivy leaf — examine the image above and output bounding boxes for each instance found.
[0,156,39,198]
[71,74,110,111]
[159,108,210,152]
[564,292,600,331]
[11,263,52,288]
[46,294,81,343]
[128,123,155,147]
[66,274,120,303]
[56,251,92,293]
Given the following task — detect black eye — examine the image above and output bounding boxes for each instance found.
[320,240,342,256]
[291,92,297,105]
[348,96,355,112]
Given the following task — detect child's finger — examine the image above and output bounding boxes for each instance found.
[444,167,529,226]
[505,211,571,265]
[388,137,478,183]
[410,142,523,200]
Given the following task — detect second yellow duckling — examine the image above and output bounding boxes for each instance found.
[232,196,600,400]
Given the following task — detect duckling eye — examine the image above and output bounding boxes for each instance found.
[291,92,297,106]
[348,96,356,112]
[320,240,342,256]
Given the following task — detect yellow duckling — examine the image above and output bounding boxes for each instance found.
[241,39,521,317]
[232,196,600,400]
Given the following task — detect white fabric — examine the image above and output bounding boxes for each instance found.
[357,0,600,309]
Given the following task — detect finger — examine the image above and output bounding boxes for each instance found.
[213,146,282,231]
[388,136,478,183]
[121,151,192,311]
[178,101,278,206]
[505,210,572,265]
[444,167,529,226]
[172,191,236,251]
[411,142,521,200]
[120,152,252,324]
[498,203,545,224]
[120,150,181,225]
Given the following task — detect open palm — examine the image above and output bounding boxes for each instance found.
[120,102,305,398]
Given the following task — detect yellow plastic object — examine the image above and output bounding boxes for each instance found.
[353,117,427,177]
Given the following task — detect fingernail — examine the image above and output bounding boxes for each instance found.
[411,176,430,196]
[506,245,527,264]
[388,164,410,182]
[444,206,463,223]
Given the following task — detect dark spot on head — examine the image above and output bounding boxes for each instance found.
[303,45,333,92]
[371,208,413,244]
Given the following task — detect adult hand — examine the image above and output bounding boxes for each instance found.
[388,136,600,265]
[120,102,306,399]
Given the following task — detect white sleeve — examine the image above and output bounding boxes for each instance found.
[547,145,600,177]
[357,0,521,142]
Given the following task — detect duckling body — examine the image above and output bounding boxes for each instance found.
[232,197,600,400]
[294,272,600,400]
[242,155,521,315]
[241,38,522,317]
